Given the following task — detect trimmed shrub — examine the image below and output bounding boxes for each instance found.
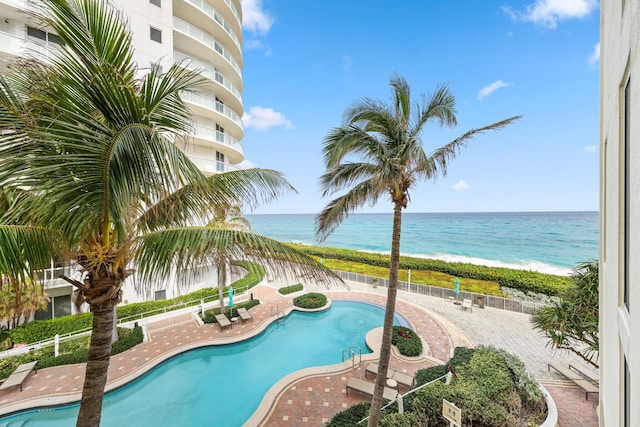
[326,402,371,427]
[379,412,421,427]
[391,326,423,357]
[9,313,94,344]
[278,283,304,295]
[292,244,571,296]
[448,346,476,369]
[415,365,447,387]
[292,292,327,309]
[0,326,143,380]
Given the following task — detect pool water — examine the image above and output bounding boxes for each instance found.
[0,300,406,427]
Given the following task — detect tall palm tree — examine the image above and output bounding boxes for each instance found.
[316,73,521,426]
[206,177,252,314]
[0,1,333,426]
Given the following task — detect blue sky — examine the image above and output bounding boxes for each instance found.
[237,0,600,215]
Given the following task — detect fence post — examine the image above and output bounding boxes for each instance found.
[54,334,59,357]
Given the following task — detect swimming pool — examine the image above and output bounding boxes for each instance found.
[0,300,408,426]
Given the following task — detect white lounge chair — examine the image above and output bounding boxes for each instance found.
[462,298,473,312]
[215,314,232,331]
[237,307,253,323]
[0,360,38,392]
[365,363,415,388]
[346,377,398,401]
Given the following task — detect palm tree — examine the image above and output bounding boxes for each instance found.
[531,260,599,368]
[0,1,333,426]
[316,73,521,426]
[206,176,253,315]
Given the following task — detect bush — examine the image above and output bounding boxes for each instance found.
[391,326,423,357]
[415,365,447,387]
[9,313,94,344]
[292,244,571,296]
[448,346,476,369]
[326,402,370,427]
[292,292,327,309]
[278,283,304,295]
[379,412,421,427]
[0,326,143,380]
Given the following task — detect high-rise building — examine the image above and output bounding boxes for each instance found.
[600,1,638,426]
[0,0,244,317]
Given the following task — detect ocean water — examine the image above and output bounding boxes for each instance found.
[245,212,599,276]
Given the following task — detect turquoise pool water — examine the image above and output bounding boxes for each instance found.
[0,300,407,427]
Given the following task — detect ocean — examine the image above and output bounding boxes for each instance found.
[245,211,599,276]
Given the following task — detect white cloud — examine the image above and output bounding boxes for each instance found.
[242,106,293,131]
[242,0,275,35]
[504,0,598,28]
[244,40,264,51]
[588,42,600,64]
[477,80,511,100]
[341,54,353,72]
[585,145,597,153]
[452,180,470,191]
[236,159,258,169]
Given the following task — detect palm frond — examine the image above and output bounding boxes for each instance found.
[0,225,59,281]
[135,227,340,287]
[422,115,522,180]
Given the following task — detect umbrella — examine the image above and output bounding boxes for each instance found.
[228,286,234,313]
[454,278,460,298]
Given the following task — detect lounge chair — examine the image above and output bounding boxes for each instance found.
[215,314,232,331]
[462,298,473,312]
[346,377,398,401]
[365,363,415,388]
[0,360,38,392]
[237,307,253,323]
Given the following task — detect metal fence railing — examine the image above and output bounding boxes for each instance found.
[333,270,547,315]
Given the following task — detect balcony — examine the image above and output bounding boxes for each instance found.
[174,51,242,112]
[175,0,241,55]
[172,17,241,86]
[181,90,243,138]
[187,155,239,175]
[0,31,23,59]
[192,123,243,163]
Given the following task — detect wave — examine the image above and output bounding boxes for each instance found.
[414,253,573,276]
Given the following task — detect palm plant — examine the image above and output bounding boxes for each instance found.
[316,73,520,426]
[0,1,332,426]
[531,260,599,368]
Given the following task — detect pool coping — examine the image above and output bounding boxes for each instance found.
[0,295,438,423]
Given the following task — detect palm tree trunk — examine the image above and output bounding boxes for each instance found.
[76,305,115,427]
[368,202,402,427]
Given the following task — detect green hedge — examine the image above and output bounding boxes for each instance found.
[326,402,371,427]
[293,244,571,296]
[8,260,266,345]
[278,283,304,295]
[391,326,423,357]
[293,292,327,309]
[0,326,143,380]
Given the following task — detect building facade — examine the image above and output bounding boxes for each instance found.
[0,0,244,317]
[600,0,638,426]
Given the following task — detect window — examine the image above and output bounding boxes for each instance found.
[216,151,225,172]
[150,26,162,43]
[150,0,161,6]
[624,78,630,311]
[27,26,46,41]
[154,290,166,300]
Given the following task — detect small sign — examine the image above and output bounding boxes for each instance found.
[442,399,462,426]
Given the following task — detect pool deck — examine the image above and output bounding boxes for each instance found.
[0,280,599,426]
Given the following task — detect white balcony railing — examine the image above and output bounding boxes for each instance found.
[0,31,24,56]
[183,0,241,51]
[193,123,243,153]
[188,155,239,174]
[223,0,241,23]
[174,51,242,102]
[181,90,242,127]
[173,17,241,76]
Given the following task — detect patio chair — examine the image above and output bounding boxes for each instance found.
[0,360,38,392]
[346,377,398,401]
[215,314,232,331]
[237,307,253,323]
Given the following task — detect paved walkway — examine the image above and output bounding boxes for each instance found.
[0,280,599,426]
